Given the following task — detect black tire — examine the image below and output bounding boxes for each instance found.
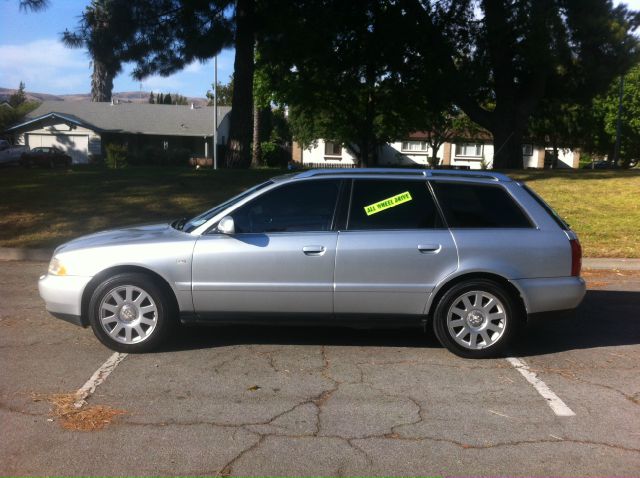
[88,272,176,353]
[432,279,522,359]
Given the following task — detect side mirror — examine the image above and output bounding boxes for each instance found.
[217,216,235,235]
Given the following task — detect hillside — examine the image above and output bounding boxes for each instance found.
[0,87,208,106]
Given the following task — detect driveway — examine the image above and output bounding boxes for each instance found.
[1,262,639,476]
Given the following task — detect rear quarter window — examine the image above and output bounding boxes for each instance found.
[431,182,532,228]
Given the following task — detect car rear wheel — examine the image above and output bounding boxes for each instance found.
[433,279,522,358]
[88,273,176,353]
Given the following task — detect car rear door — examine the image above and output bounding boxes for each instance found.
[191,179,343,316]
[334,179,458,316]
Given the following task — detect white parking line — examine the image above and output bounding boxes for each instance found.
[73,352,128,408]
[506,357,576,417]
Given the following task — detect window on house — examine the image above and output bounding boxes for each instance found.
[454,143,483,157]
[324,141,342,157]
[522,143,533,156]
[401,141,429,152]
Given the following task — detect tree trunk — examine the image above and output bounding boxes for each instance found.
[489,122,524,169]
[225,0,255,168]
[91,60,114,102]
[359,140,370,168]
[251,98,261,168]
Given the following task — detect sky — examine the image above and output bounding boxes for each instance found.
[0,0,235,97]
[0,0,638,98]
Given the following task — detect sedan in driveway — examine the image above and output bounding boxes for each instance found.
[22,147,72,168]
[38,169,586,358]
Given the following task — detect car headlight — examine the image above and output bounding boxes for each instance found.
[48,256,67,276]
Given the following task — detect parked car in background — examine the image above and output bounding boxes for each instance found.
[21,147,72,168]
[38,169,585,358]
[0,139,29,166]
[582,159,638,169]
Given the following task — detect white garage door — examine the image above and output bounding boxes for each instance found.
[26,134,90,164]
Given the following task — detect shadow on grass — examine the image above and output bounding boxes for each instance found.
[158,289,640,357]
[0,167,282,248]
[507,169,640,183]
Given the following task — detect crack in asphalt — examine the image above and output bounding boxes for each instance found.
[119,345,640,476]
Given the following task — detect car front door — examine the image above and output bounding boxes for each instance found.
[191,179,343,316]
[334,179,458,316]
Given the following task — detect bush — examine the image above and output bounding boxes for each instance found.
[128,146,192,166]
[166,148,192,166]
[105,143,128,169]
[261,142,290,168]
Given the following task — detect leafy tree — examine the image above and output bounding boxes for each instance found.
[164,93,173,105]
[18,0,48,11]
[148,92,155,104]
[591,66,640,165]
[260,0,441,166]
[0,100,40,135]
[403,0,640,169]
[172,93,189,105]
[8,82,27,108]
[417,109,483,167]
[207,77,234,107]
[62,0,124,102]
[103,0,257,167]
[157,93,164,105]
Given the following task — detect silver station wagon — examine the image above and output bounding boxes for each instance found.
[39,169,586,358]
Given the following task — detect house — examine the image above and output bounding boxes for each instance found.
[5,101,231,164]
[292,132,580,169]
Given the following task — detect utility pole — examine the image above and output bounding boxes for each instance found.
[213,56,218,170]
[613,75,624,167]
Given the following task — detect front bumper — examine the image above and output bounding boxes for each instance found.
[38,273,93,327]
[512,276,586,314]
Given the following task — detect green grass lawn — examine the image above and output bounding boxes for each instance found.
[1,166,638,257]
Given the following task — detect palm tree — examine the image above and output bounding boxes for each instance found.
[62,0,122,102]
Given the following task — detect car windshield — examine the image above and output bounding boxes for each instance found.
[178,180,274,233]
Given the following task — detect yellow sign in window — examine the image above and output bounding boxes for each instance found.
[364,191,413,216]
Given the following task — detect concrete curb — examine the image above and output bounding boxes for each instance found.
[0,247,53,262]
[0,246,639,270]
[582,258,640,270]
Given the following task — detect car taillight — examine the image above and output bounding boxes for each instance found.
[570,239,582,277]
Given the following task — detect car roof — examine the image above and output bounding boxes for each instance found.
[289,168,512,183]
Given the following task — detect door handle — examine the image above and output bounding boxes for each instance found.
[303,245,326,256]
[418,244,441,254]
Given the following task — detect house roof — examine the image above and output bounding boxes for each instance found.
[406,129,493,142]
[8,101,230,137]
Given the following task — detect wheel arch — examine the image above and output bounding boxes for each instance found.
[81,265,179,327]
[424,271,527,325]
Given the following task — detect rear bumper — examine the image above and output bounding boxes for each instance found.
[512,276,586,314]
[38,273,92,327]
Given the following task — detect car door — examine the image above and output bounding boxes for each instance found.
[191,179,343,316]
[334,179,458,316]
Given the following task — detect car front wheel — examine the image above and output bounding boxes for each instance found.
[433,279,522,358]
[88,273,175,352]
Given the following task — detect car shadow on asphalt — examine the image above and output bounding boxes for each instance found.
[509,289,640,357]
[159,289,640,356]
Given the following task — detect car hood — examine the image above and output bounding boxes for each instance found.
[55,223,187,254]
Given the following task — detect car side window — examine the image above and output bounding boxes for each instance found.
[431,182,532,228]
[231,180,341,233]
[348,179,442,230]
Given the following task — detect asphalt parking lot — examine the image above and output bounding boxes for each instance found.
[1,262,639,476]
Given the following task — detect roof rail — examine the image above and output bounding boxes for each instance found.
[294,168,427,178]
[426,170,510,182]
[293,168,511,182]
